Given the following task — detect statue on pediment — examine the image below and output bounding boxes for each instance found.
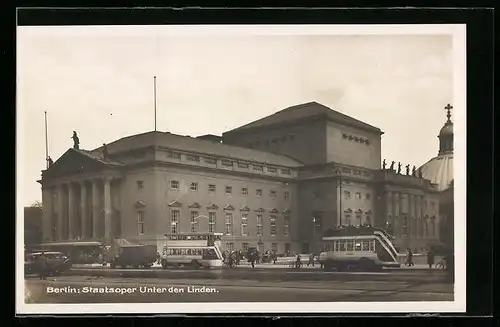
[72,131,80,150]
[389,161,395,171]
[405,164,410,175]
[382,159,386,170]
[397,162,401,174]
[412,165,417,176]
[418,167,423,178]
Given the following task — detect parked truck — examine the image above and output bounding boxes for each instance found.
[108,244,157,269]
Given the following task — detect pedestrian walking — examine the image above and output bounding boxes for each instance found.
[405,248,414,266]
[307,253,315,267]
[250,252,256,268]
[427,248,435,268]
[37,252,48,280]
[295,253,302,269]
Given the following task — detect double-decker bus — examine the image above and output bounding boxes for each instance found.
[160,232,224,269]
[320,226,401,271]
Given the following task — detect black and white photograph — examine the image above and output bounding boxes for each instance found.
[16,23,466,314]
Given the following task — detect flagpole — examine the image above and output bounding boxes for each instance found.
[44,111,49,168]
[154,76,157,131]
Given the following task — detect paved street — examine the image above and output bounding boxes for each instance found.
[24,269,453,303]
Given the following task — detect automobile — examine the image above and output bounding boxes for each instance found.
[25,251,71,276]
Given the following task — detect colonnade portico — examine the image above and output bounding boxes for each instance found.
[43,176,117,244]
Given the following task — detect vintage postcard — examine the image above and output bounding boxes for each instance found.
[16,23,466,314]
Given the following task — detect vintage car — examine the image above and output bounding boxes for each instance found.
[25,251,71,276]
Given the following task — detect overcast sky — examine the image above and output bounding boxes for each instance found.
[17,25,459,206]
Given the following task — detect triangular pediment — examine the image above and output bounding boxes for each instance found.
[355,209,363,214]
[344,208,353,213]
[268,208,279,214]
[168,200,182,207]
[240,206,251,212]
[206,203,219,210]
[254,208,265,213]
[43,148,111,180]
[134,201,146,208]
[188,202,201,209]
[365,210,372,214]
[223,204,235,211]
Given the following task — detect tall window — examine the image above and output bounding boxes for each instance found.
[226,243,234,252]
[430,217,436,237]
[270,215,277,236]
[171,209,180,234]
[225,186,232,195]
[344,191,351,199]
[366,193,371,200]
[241,213,248,236]
[242,243,249,252]
[137,211,145,235]
[225,212,233,235]
[271,243,278,253]
[314,215,323,234]
[284,191,290,201]
[208,211,216,233]
[355,213,362,226]
[355,192,361,200]
[284,215,290,236]
[256,214,263,236]
[190,182,198,191]
[190,211,199,233]
[241,188,248,196]
[170,180,179,189]
[365,214,371,225]
[345,214,352,225]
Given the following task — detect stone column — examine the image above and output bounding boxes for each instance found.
[57,184,65,240]
[80,181,88,239]
[385,191,392,225]
[416,195,422,238]
[103,177,112,243]
[41,186,53,242]
[68,183,76,240]
[92,179,100,239]
[393,192,400,238]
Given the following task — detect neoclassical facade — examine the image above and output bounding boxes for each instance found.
[38,101,443,254]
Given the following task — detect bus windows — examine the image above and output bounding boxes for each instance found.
[339,241,346,251]
[346,240,354,252]
[362,240,370,251]
[202,248,217,260]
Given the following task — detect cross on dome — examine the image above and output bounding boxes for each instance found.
[445,103,453,122]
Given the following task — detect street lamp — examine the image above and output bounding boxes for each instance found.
[312,217,316,254]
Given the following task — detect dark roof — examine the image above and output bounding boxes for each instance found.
[91,131,302,167]
[224,101,382,134]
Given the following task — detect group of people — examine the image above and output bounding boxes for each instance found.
[405,248,450,269]
[223,249,280,268]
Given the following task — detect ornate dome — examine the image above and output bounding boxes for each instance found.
[419,104,454,192]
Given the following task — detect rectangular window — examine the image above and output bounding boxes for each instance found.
[208,184,216,192]
[225,213,233,235]
[242,243,249,252]
[284,191,290,201]
[170,209,180,234]
[267,167,277,173]
[186,155,200,162]
[270,190,277,198]
[355,214,362,226]
[256,189,263,196]
[365,215,371,225]
[221,159,233,167]
[170,180,180,190]
[190,211,199,233]
[346,240,354,251]
[369,240,375,252]
[314,216,323,234]
[284,215,290,236]
[136,181,144,189]
[281,168,291,175]
[344,191,351,199]
[271,243,278,252]
[137,211,145,235]
[345,214,352,225]
[366,193,371,200]
[204,157,217,164]
[270,215,277,236]
[362,240,370,251]
[355,192,361,200]
[285,243,291,253]
[241,213,248,236]
[241,188,248,196]
[208,211,216,233]
[237,162,249,168]
[225,186,232,195]
[253,165,264,172]
[166,150,181,159]
[256,214,263,236]
[190,182,198,191]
